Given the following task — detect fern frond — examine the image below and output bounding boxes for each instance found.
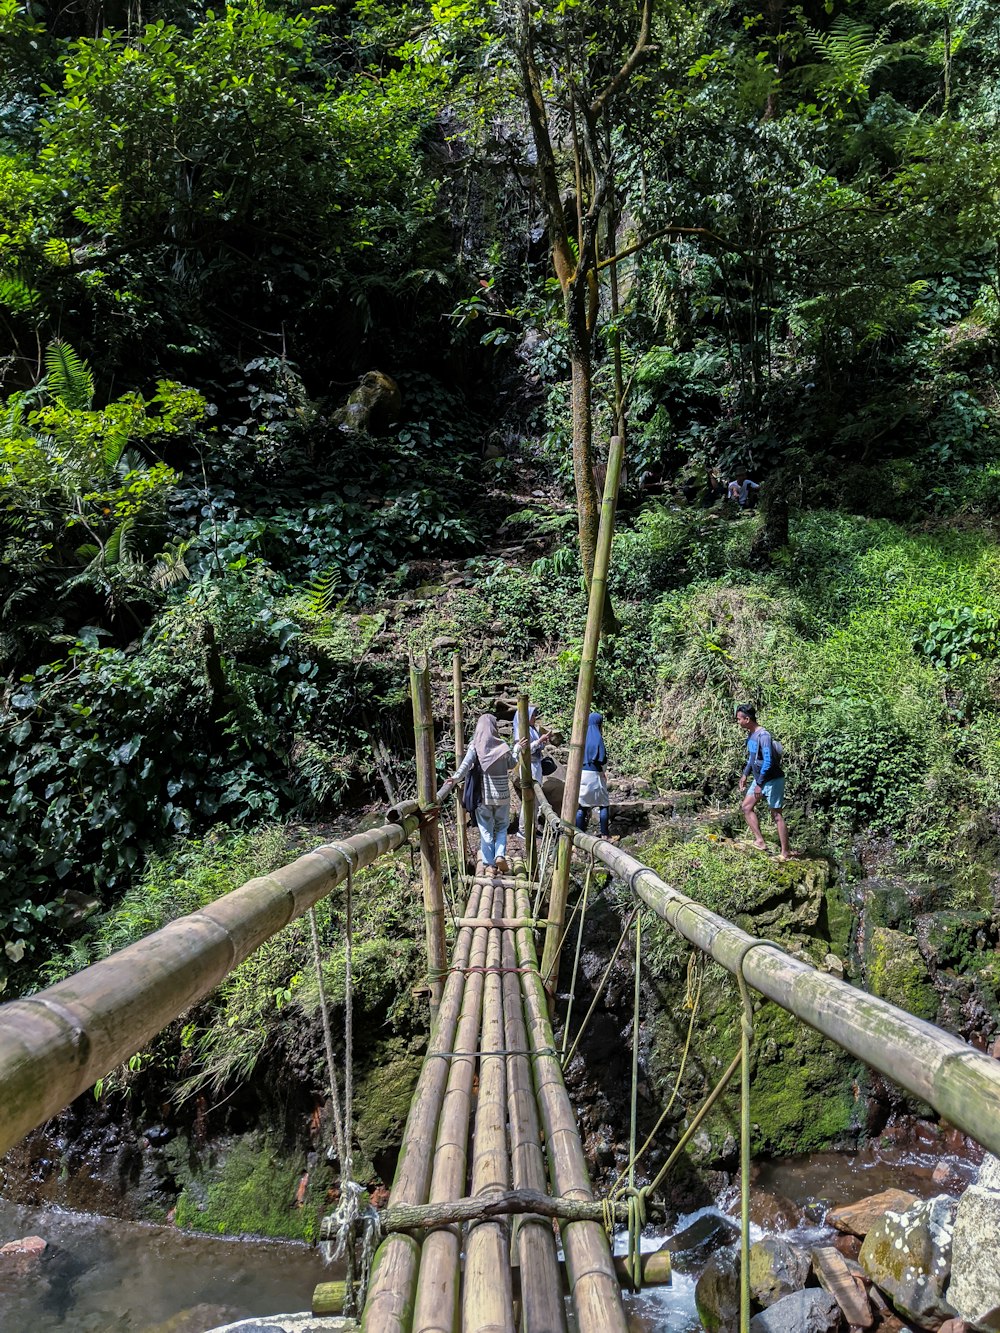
[0,271,41,315]
[307,564,343,617]
[44,339,95,411]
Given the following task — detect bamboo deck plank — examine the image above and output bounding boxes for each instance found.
[502,883,568,1333]
[462,880,514,1332]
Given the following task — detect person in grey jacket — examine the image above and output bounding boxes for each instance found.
[452,715,527,876]
[513,704,550,835]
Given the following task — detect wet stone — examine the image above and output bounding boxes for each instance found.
[664,1211,740,1274]
[748,1288,841,1333]
[694,1248,741,1333]
[747,1235,811,1308]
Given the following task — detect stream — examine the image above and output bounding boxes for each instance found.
[0,1140,978,1332]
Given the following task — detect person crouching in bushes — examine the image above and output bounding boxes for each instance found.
[576,711,611,839]
[452,715,527,876]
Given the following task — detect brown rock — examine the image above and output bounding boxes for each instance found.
[938,1321,969,1333]
[989,1035,1000,1061]
[832,1231,862,1261]
[727,1187,803,1233]
[0,1236,46,1257]
[826,1188,921,1237]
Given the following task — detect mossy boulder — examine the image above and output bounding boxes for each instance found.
[914,910,996,972]
[170,1133,331,1242]
[858,1194,958,1328]
[866,925,938,1021]
[353,1036,424,1180]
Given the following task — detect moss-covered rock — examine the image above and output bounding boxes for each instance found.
[866,925,938,1021]
[914,909,996,972]
[353,1036,424,1180]
[170,1133,332,1241]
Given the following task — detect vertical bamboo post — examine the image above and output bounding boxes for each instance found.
[452,652,468,875]
[541,434,624,996]
[411,653,447,1018]
[517,694,537,881]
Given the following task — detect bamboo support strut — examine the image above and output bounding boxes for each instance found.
[517,694,537,881]
[0,817,422,1160]
[452,652,468,875]
[533,786,1000,1159]
[541,433,624,997]
[380,1187,664,1234]
[410,653,448,1016]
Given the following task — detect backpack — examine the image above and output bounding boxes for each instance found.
[462,755,483,814]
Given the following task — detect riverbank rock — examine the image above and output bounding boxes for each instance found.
[664,1211,739,1274]
[0,1235,46,1257]
[811,1245,873,1328]
[827,1188,921,1237]
[948,1154,1000,1331]
[748,1289,841,1332]
[748,1235,810,1308]
[859,1193,957,1327]
[865,926,938,1021]
[694,1248,741,1333]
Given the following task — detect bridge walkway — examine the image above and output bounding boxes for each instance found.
[361,860,627,1333]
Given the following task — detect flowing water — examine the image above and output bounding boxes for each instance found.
[0,1142,978,1332]
[0,1199,332,1332]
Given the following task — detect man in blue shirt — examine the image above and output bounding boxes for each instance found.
[737,703,792,860]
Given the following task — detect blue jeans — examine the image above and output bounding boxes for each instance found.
[477,802,510,866]
[576,805,609,837]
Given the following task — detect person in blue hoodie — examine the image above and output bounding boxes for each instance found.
[737,703,792,860]
[576,712,611,838]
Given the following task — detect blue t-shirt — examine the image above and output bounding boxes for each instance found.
[743,728,782,784]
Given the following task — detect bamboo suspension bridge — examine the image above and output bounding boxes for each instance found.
[4,446,1000,1331]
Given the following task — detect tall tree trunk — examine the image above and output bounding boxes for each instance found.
[568,305,599,584]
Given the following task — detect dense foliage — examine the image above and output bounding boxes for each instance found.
[4,0,1000,997]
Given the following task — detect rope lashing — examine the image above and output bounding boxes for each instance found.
[561,907,638,1070]
[608,952,704,1198]
[560,850,597,1058]
[626,911,643,1288]
[312,840,362,1315]
[733,936,769,1333]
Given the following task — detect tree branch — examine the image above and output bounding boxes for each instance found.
[590,0,656,118]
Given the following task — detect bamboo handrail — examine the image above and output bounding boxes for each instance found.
[532,786,1000,1158]
[0,817,422,1160]
[410,654,448,1016]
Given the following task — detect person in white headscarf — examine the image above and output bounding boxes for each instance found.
[513,704,550,835]
[452,715,527,875]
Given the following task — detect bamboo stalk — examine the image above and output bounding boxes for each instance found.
[412,880,493,1332]
[453,653,469,875]
[503,882,568,1333]
[517,695,537,881]
[0,817,421,1160]
[514,883,628,1333]
[362,881,485,1333]
[411,653,448,1017]
[463,880,515,1333]
[541,434,624,997]
[532,786,1000,1159]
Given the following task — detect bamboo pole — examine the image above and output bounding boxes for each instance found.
[503,880,568,1333]
[541,434,624,997]
[532,786,1000,1159]
[362,880,485,1333]
[411,653,448,1017]
[463,878,515,1333]
[411,880,493,1333]
[0,817,420,1160]
[514,882,628,1333]
[517,695,537,881]
[453,652,469,875]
